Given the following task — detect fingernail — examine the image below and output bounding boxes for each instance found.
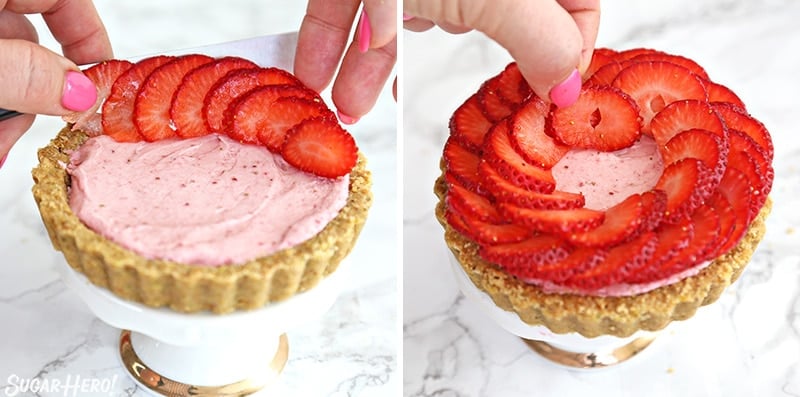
[357,10,372,53]
[403,13,414,21]
[548,69,581,108]
[0,154,7,169]
[337,110,359,125]
[62,71,97,111]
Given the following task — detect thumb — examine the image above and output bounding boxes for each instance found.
[0,39,97,115]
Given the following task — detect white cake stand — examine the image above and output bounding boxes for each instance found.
[447,252,663,370]
[56,259,350,396]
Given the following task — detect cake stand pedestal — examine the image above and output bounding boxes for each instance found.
[447,253,662,370]
[56,259,349,396]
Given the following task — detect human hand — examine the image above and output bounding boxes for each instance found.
[404,0,601,108]
[295,0,397,124]
[0,0,112,163]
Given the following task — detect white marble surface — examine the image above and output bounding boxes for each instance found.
[0,1,397,396]
[403,1,800,396]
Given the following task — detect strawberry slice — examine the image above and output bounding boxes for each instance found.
[655,204,720,277]
[103,55,175,142]
[480,234,571,270]
[549,85,642,151]
[477,74,514,122]
[727,129,773,216]
[655,158,717,223]
[481,121,556,193]
[583,48,618,82]
[445,173,503,223]
[495,63,531,105]
[524,247,608,283]
[638,189,668,233]
[509,96,569,169]
[459,214,532,245]
[706,191,736,258]
[714,167,752,255]
[134,54,214,141]
[565,193,647,248]
[280,117,357,178]
[226,85,325,146]
[585,60,630,87]
[478,161,585,210]
[563,231,658,290]
[661,128,729,185]
[497,202,605,235]
[711,102,773,160]
[443,138,482,192]
[63,59,133,136]
[615,48,664,61]
[628,53,709,80]
[171,56,258,138]
[623,218,694,284]
[204,67,303,133]
[611,61,707,134]
[704,82,746,109]
[449,94,492,153]
[444,207,472,239]
[650,99,727,147]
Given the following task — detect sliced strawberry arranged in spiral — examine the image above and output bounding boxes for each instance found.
[64,59,133,136]
[172,56,258,138]
[226,85,324,145]
[442,47,773,294]
[134,54,214,141]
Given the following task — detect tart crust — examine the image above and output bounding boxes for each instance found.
[434,173,770,338]
[32,126,372,314]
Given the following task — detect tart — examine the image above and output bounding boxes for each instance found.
[32,55,372,314]
[435,48,773,338]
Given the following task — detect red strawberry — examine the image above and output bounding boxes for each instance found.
[655,158,717,223]
[714,167,752,255]
[628,53,709,80]
[443,138,482,192]
[611,61,707,134]
[563,231,658,290]
[650,99,727,148]
[509,96,569,169]
[480,234,571,270]
[704,82,746,109]
[615,48,664,61]
[584,60,630,87]
[565,193,647,248]
[583,49,618,82]
[478,161,585,210]
[103,55,175,142]
[444,207,472,238]
[445,173,503,223]
[495,63,531,105]
[526,247,608,283]
[459,215,532,245]
[481,122,556,193]
[477,74,514,122]
[638,189,668,233]
[280,117,358,178]
[226,85,326,146]
[204,67,304,133]
[549,85,642,151]
[134,54,214,141]
[64,59,133,136]
[172,56,258,138]
[661,128,729,185]
[623,218,694,284]
[706,192,736,258]
[727,129,773,216]
[497,202,605,235]
[449,94,492,152]
[654,204,720,276]
[711,102,773,160]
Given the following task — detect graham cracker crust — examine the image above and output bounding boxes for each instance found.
[32,126,372,314]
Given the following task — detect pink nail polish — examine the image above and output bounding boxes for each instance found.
[0,154,7,169]
[62,71,97,111]
[549,69,581,108]
[357,10,372,53]
[403,13,414,21]
[337,110,359,125]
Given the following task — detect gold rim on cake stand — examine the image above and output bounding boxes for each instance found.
[119,330,289,396]
[521,332,659,369]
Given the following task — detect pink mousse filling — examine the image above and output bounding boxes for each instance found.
[527,136,710,296]
[66,134,349,266]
